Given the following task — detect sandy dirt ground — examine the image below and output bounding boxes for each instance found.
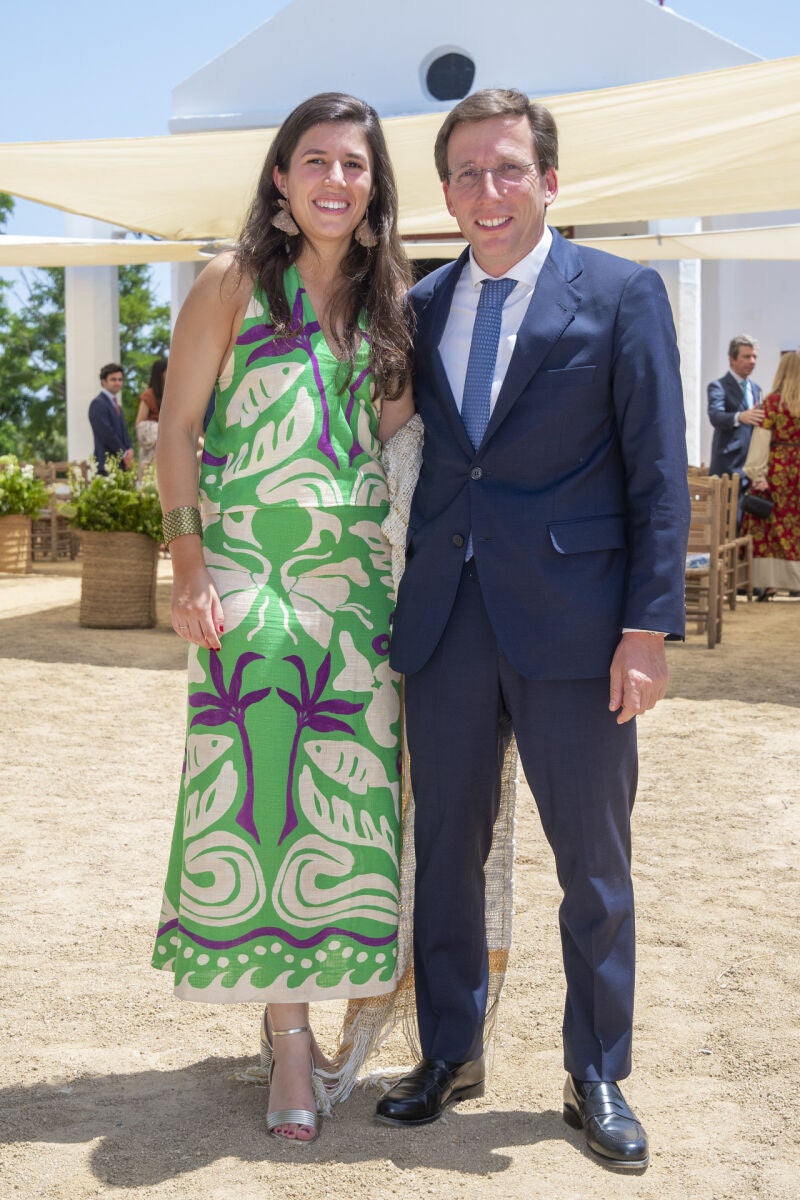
[1,559,798,1200]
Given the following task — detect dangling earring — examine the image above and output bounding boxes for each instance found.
[272,198,300,237]
[354,216,378,248]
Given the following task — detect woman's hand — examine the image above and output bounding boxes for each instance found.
[750,479,769,493]
[171,562,224,650]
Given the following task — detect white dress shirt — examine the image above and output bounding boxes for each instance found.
[439,226,553,409]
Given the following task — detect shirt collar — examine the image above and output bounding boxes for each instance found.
[728,369,748,385]
[467,225,553,289]
[101,387,117,401]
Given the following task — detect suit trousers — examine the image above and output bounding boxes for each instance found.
[404,559,638,1082]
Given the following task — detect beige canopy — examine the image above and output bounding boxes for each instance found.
[0,235,209,267]
[4,223,800,267]
[0,56,798,247]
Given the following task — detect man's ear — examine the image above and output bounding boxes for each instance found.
[543,168,558,208]
[443,179,456,218]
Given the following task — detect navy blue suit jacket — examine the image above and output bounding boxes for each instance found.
[391,231,690,680]
[88,391,132,474]
[707,371,762,477]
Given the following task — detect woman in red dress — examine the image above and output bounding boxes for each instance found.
[742,350,800,598]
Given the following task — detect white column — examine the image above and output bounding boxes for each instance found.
[64,216,120,462]
[649,219,702,466]
[170,261,203,331]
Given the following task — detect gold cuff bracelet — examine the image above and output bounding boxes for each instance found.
[163,505,203,545]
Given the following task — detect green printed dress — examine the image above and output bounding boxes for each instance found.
[152,266,401,1003]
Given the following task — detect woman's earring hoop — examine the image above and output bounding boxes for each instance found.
[354,216,378,248]
[272,198,300,237]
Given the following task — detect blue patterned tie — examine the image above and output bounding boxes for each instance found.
[460,276,517,449]
[461,277,516,559]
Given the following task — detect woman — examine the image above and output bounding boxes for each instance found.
[135,356,167,480]
[742,350,800,598]
[152,93,414,1143]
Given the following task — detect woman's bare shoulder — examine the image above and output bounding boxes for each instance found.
[190,251,253,307]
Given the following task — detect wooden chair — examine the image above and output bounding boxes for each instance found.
[719,473,753,607]
[685,474,725,648]
[30,461,84,561]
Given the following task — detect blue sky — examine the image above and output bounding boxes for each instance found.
[1,2,798,259]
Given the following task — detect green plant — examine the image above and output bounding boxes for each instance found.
[0,455,50,517]
[60,457,162,542]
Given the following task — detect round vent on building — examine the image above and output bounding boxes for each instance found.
[424,52,475,101]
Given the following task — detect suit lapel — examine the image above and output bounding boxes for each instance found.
[483,231,582,445]
[419,250,475,456]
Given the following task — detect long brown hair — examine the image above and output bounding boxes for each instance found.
[234,93,413,401]
[772,350,800,417]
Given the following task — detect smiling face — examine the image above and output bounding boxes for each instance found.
[273,121,374,255]
[442,114,557,277]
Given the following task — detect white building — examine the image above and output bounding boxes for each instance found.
[63,0,799,464]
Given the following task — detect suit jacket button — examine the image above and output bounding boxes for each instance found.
[470,466,483,480]
[452,533,465,548]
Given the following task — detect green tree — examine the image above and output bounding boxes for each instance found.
[118,264,171,429]
[0,209,170,459]
[0,194,43,456]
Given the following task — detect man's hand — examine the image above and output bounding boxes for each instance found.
[738,407,765,426]
[609,632,668,725]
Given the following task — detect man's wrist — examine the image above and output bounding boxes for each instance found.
[621,628,667,638]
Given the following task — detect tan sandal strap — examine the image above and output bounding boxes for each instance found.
[270,1025,310,1037]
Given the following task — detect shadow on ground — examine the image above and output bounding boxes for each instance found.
[0,1059,571,1186]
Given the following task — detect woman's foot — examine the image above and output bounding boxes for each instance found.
[261,1008,336,1086]
[757,587,777,602]
[266,1025,319,1143]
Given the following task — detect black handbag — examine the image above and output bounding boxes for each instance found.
[742,492,774,519]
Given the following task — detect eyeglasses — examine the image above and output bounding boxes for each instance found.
[447,162,537,192]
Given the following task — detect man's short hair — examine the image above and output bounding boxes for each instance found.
[99,362,123,381]
[728,336,758,360]
[433,88,559,182]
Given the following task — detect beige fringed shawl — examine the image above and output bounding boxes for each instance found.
[239,415,519,1111]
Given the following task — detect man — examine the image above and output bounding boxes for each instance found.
[707,336,764,480]
[376,90,690,1172]
[88,362,133,474]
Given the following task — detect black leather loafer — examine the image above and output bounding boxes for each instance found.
[375,1056,485,1126]
[563,1075,649,1170]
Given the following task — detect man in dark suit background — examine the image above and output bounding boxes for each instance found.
[88,362,133,474]
[375,90,690,1171]
[707,335,764,479]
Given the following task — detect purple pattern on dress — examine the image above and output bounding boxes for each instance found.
[189,651,270,843]
[345,364,372,465]
[156,917,396,949]
[276,653,363,845]
[201,448,227,467]
[236,286,339,468]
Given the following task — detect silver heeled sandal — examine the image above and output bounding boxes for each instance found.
[265,1024,320,1143]
[260,1007,338,1097]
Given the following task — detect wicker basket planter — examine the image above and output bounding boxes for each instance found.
[79,531,159,628]
[0,514,33,574]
